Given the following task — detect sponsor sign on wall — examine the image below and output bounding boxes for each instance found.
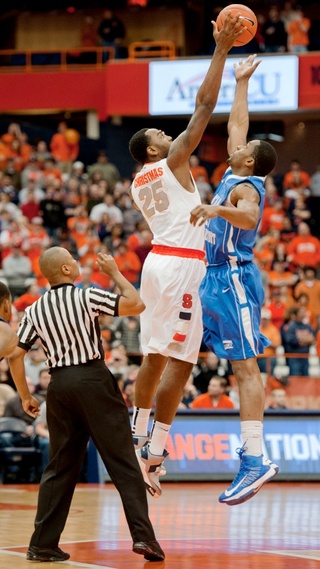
[149,55,299,115]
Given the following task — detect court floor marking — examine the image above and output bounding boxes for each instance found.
[0,549,115,569]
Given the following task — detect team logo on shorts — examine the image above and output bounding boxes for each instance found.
[223,340,233,350]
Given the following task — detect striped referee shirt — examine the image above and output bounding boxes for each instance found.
[17,284,119,368]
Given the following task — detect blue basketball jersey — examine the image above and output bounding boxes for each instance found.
[204,168,266,266]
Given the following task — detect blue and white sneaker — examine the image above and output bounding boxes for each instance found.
[136,445,169,498]
[219,448,279,506]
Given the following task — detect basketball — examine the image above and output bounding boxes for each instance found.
[64,128,80,145]
[216,4,258,47]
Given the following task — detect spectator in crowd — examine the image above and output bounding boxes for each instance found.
[50,121,80,175]
[289,195,311,229]
[0,192,20,220]
[20,157,44,190]
[178,374,200,409]
[33,368,50,405]
[97,9,126,60]
[0,383,15,417]
[20,187,42,221]
[282,306,315,376]
[280,1,296,31]
[294,266,320,330]
[75,265,102,290]
[193,351,229,394]
[122,378,136,409]
[267,259,298,293]
[113,241,141,288]
[13,283,41,313]
[2,244,33,299]
[260,198,286,236]
[3,376,36,429]
[266,287,290,330]
[39,184,66,238]
[115,315,141,364]
[283,159,311,196]
[268,388,288,410]
[287,5,311,53]
[279,216,297,245]
[189,154,209,183]
[89,192,123,225]
[107,346,129,378]
[261,6,287,52]
[286,222,320,271]
[258,308,282,375]
[133,228,153,270]
[87,151,121,190]
[190,376,235,409]
[0,218,29,259]
[210,161,229,190]
[24,343,47,386]
[78,15,98,63]
[34,140,51,170]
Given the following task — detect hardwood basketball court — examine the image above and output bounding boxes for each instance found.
[0,481,319,568]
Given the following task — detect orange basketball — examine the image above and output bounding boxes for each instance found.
[216,4,258,47]
[64,128,80,145]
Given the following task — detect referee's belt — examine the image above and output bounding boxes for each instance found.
[151,245,205,260]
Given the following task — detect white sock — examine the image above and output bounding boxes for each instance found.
[131,407,151,436]
[149,420,171,456]
[241,420,263,456]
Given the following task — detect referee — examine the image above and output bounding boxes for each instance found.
[9,246,164,563]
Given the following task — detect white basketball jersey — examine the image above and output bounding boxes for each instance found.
[131,159,204,250]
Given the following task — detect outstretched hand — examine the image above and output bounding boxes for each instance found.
[234,54,261,81]
[212,12,245,52]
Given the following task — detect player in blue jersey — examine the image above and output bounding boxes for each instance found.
[190,55,278,506]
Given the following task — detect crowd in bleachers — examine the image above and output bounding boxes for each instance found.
[197,1,320,56]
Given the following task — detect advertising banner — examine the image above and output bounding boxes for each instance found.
[92,412,320,483]
[149,55,299,116]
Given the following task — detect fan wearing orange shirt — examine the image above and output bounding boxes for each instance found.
[294,266,320,330]
[260,198,286,236]
[189,154,209,183]
[190,376,235,410]
[286,222,320,270]
[114,241,141,288]
[50,121,79,175]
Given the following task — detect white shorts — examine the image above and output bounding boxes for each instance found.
[139,248,206,364]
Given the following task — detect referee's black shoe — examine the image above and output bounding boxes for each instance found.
[133,540,165,561]
[26,546,70,562]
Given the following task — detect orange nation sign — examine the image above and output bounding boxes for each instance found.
[299,54,320,108]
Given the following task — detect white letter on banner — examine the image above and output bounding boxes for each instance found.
[264,434,282,460]
[291,435,309,460]
[309,435,320,460]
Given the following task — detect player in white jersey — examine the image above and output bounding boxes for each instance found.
[190,56,278,506]
[128,13,245,498]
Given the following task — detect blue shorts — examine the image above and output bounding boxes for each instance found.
[200,260,269,360]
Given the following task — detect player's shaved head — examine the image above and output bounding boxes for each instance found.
[39,247,74,285]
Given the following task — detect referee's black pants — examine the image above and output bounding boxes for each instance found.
[30,360,156,548]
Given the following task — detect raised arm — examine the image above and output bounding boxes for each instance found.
[167,13,244,171]
[227,54,261,155]
[96,252,145,316]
